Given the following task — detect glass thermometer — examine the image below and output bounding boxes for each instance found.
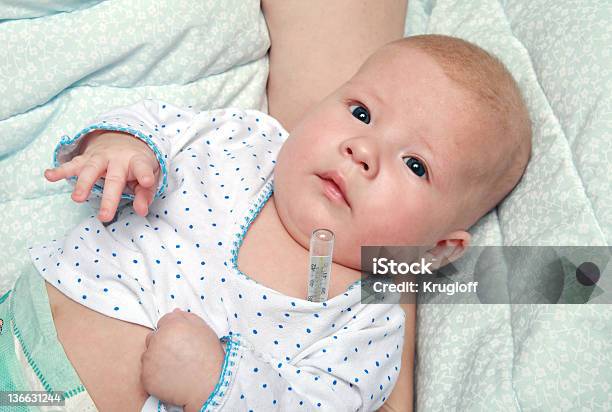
[307,228,334,302]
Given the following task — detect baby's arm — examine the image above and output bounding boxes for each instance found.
[44,100,199,222]
[144,306,405,411]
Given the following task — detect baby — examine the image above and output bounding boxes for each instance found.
[34,34,531,411]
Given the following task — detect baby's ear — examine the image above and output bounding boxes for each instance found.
[424,231,471,270]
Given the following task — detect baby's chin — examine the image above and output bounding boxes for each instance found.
[304,230,361,270]
[331,251,362,272]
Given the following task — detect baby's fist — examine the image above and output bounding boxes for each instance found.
[141,309,225,410]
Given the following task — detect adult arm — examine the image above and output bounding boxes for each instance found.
[261,0,408,132]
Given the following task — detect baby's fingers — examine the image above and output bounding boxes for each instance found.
[133,183,156,217]
[72,156,108,202]
[44,157,86,182]
[145,330,155,349]
[130,155,157,188]
[98,162,128,222]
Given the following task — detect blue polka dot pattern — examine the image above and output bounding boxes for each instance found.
[28,100,405,411]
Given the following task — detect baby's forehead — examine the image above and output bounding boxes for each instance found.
[351,44,504,177]
[358,44,432,77]
[353,47,468,108]
[364,42,411,63]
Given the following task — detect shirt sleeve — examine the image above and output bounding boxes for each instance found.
[202,306,406,412]
[53,99,199,212]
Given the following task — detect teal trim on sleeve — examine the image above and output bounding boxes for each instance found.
[0,290,10,304]
[52,124,169,200]
[200,333,243,412]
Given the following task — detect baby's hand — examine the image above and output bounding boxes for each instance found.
[141,309,225,411]
[44,130,160,222]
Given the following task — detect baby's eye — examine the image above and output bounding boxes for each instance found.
[349,104,370,124]
[403,156,427,178]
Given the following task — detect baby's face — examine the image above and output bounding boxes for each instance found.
[274,45,486,269]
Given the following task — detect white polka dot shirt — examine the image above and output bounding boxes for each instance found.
[28,100,405,411]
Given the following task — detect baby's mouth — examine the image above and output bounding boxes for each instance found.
[317,172,351,208]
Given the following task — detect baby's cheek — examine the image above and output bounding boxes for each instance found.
[371,207,431,245]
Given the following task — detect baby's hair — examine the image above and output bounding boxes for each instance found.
[391,34,532,228]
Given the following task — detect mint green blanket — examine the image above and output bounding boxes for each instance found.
[1,0,610,410]
[0,0,269,289]
[405,0,611,410]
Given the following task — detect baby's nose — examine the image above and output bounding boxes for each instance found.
[341,139,378,175]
